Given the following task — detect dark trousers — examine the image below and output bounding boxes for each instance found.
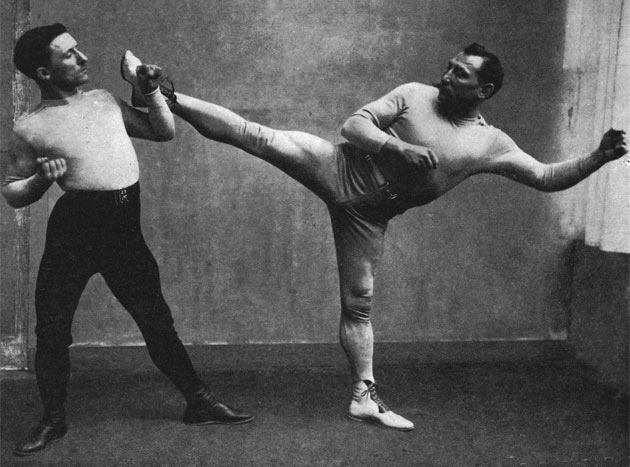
[34,183,203,416]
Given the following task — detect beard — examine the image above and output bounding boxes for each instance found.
[433,82,476,119]
[433,82,456,115]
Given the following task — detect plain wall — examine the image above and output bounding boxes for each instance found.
[569,242,629,392]
[9,0,575,348]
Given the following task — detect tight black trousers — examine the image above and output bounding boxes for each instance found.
[34,183,203,415]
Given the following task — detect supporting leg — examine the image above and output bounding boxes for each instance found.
[15,197,96,456]
[330,206,414,431]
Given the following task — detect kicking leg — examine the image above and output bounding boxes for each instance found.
[120,51,338,200]
[330,207,414,431]
[171,93,339,200]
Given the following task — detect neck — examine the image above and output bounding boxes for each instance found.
[39,84,81,101]
[437,100,482,122]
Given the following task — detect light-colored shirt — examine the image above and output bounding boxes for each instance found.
[9,89,140,191]
[353,82,526,205]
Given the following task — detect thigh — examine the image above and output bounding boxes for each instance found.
[35,202,97,341]
[329,206,387,297]
[100,225,174,330]
[242,123,339,200]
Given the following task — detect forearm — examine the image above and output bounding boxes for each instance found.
[1,174,52,208]
[538,150,607,192]
[341,115,391,154]
[144,88,175,141]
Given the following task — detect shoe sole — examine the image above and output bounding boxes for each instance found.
[13,431,68,457]
[119,52,136,84]
[347,414,414,432]
[119,53,146,107]
[183,416,254,426]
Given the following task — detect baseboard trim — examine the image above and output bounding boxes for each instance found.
[14,340,575,372]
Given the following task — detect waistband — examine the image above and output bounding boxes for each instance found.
[363,154,399,201]
[63,182,140,206]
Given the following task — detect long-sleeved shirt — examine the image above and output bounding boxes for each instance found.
[349,82,594,211]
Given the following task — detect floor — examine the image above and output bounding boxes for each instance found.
[1,361,628,467]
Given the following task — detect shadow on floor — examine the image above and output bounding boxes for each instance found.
[1,362,628,467]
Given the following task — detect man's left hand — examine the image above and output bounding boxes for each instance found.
[137,64,162,95]
[598,128,628,161]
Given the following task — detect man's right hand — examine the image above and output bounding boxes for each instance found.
[36,157,67,182]
[380,138,439,172]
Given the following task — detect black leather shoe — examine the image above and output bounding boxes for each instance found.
[14,422,68,456]
[183,389,253,425]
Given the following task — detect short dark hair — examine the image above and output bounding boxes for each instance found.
[13,23,67,79]
[463,42,504,97]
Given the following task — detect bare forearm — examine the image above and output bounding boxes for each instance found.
[144,88,175,141]
[2,174,52,208]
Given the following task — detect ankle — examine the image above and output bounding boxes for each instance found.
[42,409,66,426]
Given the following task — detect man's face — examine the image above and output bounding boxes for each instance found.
[41,33,89,89]
[436,53,485,107]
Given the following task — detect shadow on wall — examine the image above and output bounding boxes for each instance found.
[569,240,629,393]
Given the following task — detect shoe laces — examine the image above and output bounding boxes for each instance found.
[158,77,177,105]
[361,382,390,413]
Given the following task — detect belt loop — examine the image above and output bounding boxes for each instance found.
[379,181,398,201]
[116,187,129,205]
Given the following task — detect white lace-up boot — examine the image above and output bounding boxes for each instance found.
[348,380,414,431]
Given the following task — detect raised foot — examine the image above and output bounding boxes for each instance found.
[120,50,177,107]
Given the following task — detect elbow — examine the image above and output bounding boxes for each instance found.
[340,117,357,140]
[536,186,557,193]
[8,200,28,209]
[154,128,175,142]
[2,186,34,209]
[3,194,28,209]
[340,121,350,139]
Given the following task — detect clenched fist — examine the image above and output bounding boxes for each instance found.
[36,157,67,182]
[598,128,628,161]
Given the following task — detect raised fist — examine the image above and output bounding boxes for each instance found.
[36,157,67,182]
[598,128,628,161]
[137,64,163,95]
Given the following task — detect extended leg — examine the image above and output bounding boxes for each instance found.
[100,194,252,425]
[171,93,339,200]
[330,207,414,431]
[120,53,338,199]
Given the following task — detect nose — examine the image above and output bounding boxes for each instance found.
[76,49,88,64]
[442,69,453,83]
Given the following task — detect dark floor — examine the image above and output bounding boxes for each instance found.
[1,361,628,467]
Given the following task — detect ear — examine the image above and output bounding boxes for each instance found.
[478,83,494,100]
[35,66,51,81]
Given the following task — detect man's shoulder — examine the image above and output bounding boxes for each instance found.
[83,88,117,102]
[12,106,45,135]
[479,125,520,157]
[385,82,438,110]
[391,82,437,97]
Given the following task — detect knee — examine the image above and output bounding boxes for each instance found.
[341,287,373,323]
